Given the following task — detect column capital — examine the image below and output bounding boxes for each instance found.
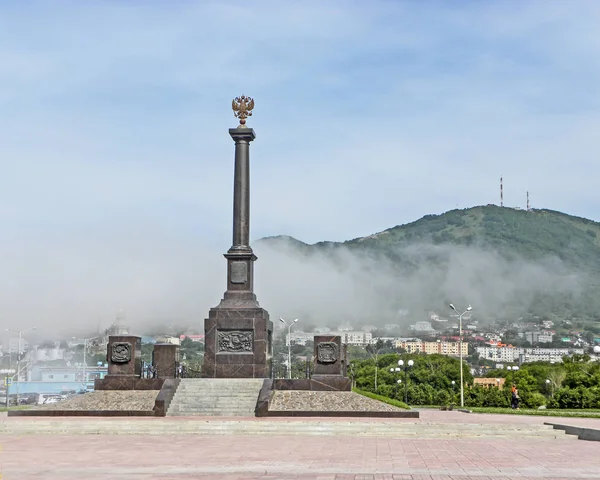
[229,128,256,142]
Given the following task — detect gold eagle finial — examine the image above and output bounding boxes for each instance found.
[232,95,254,127]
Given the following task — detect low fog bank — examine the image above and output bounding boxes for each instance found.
[254,239,583,328]
[0,231,584,340]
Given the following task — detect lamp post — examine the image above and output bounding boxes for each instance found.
[279,317,298,379]
[449,303,472,407]
[6,327,36,407]
[389,366,401,399]
[397,359,414,404]
[545,378,553,398]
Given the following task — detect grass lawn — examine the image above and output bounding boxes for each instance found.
[353,389,410,409]
[466,407,600,418]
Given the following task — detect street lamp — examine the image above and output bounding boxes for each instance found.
[279,317,298,379]
[389,367,402,399]
[397,359,414,404]
[449,303,472,407]
[73,336,99,391]
[545,378,553,398]
[6,327,36,407]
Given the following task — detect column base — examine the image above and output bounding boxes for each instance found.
[202,304,273,378]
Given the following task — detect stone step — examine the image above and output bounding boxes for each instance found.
[0,420,573,439]
[166,378,264,417]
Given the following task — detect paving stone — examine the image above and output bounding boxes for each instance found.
[1,410,599,479]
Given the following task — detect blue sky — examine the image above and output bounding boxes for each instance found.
[2,1,600,332]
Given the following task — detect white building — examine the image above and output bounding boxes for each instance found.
[411,322,435,333]
[8,337,29,354]
[538,331,554,344]
[394,340,468,357]
[286,332,314,346]
[476,345,585,363]
[28,347,66,362]
[287,330,372,347]
[341,331,372,346]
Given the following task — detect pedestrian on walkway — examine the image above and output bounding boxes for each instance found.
[511,385,520,410]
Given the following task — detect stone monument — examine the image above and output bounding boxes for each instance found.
[152,343,180,379]
[311,335,351,390]
[202,95,273,378]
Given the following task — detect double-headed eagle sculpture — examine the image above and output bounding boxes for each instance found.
[232,95,254,126]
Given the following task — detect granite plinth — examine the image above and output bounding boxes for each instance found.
[313,335,347,376]
[94,377,164,391]
[255,382,417,418]
[273,377,351,392]
[152,343,179,378]
[106,335,142,377]
[9,390,160,417]
[202,305,273,378]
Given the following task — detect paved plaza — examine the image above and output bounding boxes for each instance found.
[1,411,599,479]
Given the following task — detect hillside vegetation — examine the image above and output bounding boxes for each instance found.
[259,206,600,325]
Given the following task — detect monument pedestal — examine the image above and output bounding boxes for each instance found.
[105,335,142,377]
[311,335,350,390]
[94,335,163,390]
[152,343,179,379]
[203,306,272,378]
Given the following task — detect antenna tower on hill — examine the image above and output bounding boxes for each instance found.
[527,191,531,211]
[500,176,504,207]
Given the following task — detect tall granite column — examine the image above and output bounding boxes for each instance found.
[202,96,273,378]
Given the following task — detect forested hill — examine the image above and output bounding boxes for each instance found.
[262,206,600,272]
[257,206,600,324]
[347,206,600,271]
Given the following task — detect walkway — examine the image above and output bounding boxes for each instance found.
[1,410,598,479]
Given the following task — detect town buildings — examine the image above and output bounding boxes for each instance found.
[394,340,468,357]
[475,344,585,363]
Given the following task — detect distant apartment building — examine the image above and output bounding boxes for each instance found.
[287,330,372,347]
[542,320,554,329]
[8,337,29,354]
[523,331,554,344]
[537,331,554,344]
[476,345,585,363]
[411,322,436,333]
[28,347,65,362]
[179,334,205,343]
[342,331,373,346]
[394,340,468,357]
[286,332,314,346]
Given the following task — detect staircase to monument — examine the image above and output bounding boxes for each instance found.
[166,378,264,417]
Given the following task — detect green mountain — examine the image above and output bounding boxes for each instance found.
[259,205,600,326]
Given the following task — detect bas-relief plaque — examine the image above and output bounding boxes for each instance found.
[230,261,248,284]
[317,342,338,364]
[218,330,253,353]
[111,342,132,363]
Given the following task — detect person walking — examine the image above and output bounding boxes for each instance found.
[511,384,520,410]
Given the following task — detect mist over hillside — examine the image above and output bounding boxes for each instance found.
[255,236,582,327]
[2,205,598,340]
